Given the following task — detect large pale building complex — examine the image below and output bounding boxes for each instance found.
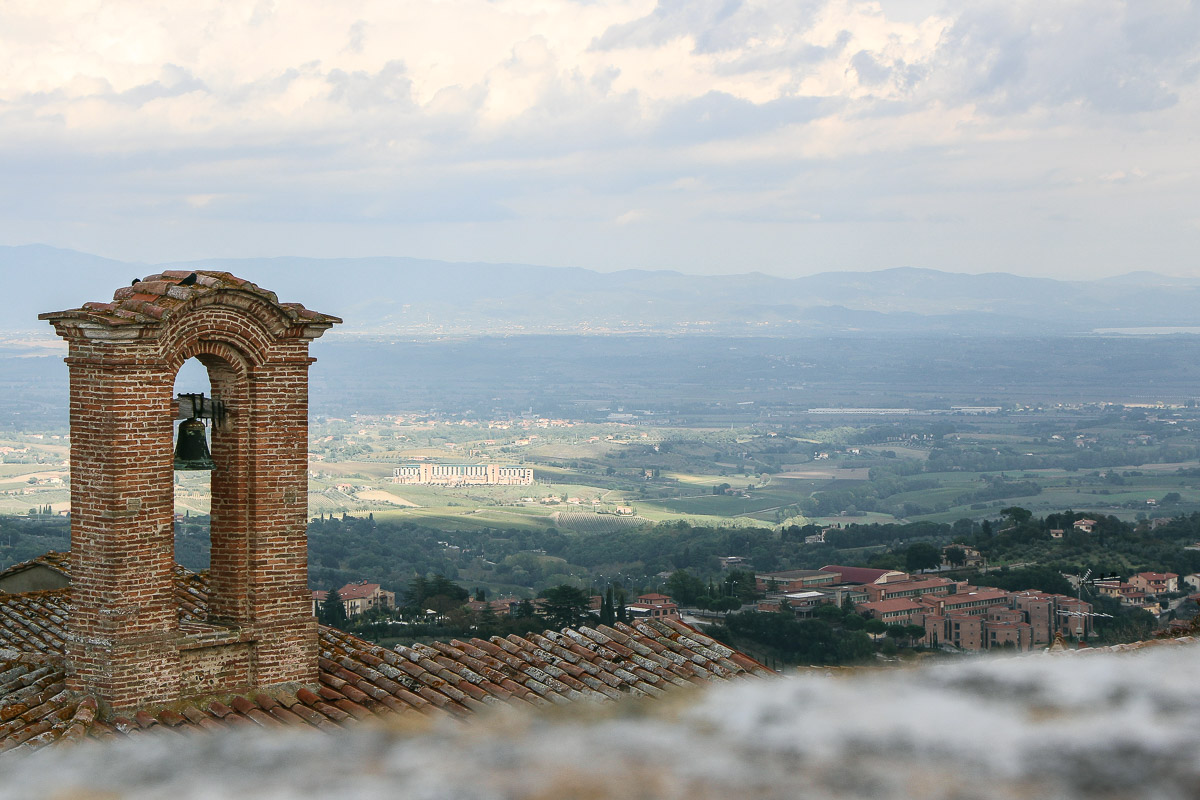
[393,462,534,486]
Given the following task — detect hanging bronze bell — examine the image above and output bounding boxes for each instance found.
[174,418,215,471]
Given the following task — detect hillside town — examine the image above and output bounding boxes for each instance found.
[311,554,1198,656]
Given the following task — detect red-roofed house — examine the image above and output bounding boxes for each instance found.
[312,581,396,617]
[1095,579,1131,599]
[941,544,984,567]
[626,592,680,619]
[1130,572,1179,595]
[627,599,679,620]
[1096,579,1160,606]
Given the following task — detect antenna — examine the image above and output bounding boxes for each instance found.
[1060,569,1114,641]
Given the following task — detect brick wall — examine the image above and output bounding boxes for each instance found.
[44,274,338,713]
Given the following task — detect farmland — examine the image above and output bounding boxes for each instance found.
[6,400,1200,538]
[4,398,1200,610]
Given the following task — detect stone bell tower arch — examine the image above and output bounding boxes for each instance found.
[41,272,340,713]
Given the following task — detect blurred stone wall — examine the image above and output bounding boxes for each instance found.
[6,641,1198,800]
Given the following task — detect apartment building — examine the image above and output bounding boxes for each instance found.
[862,577,956,603]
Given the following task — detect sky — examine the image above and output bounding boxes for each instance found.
[2,0,1198,279]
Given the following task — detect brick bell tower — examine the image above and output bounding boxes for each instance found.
[41,272,340,713]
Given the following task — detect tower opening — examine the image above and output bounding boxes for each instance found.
[173,358,213,571]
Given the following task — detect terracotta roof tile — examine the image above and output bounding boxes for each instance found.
[133,710,159,729]
[332,698,375,721]
[39,271,341,330]
[181,706,224,733]
[206,700,234,719]
[0,556,774,751]
[284,702,336,730]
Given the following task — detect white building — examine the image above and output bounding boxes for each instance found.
[393,463,533,486]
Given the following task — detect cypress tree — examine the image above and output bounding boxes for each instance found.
[600,586,616,626]
[320,587,348,629]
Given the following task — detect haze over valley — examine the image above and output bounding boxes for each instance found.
[6,244,1200,336]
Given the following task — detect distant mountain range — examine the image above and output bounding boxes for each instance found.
[5,243,1200,336]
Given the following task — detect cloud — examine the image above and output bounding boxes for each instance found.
[115,65,208,107]
[591,0,748,52]
[653,91,832,144]
[0,0,1196,277]
[326,61,414,111]
[925,0,1200,114]
[345,20,367,55]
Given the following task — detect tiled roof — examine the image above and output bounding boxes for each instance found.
[38,271,341,328]
[876,577,953,592]
[0,555,771,752]
[0,551,71,582]
[859,598,924,614]
[335,583,382,601]
[0,553,211,626]
[0,591,71,657]
[6,635,1200,799]
[820,565,908,584]
[757,569,830,580]
[0,658,95,752]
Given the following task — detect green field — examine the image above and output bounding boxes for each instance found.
[6,405,1200,534]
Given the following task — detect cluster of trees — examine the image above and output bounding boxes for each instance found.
[403,574,470,615]
[808,508,1200,592]
[6,501,1184,651]
[316,571,647,644]
[1089,594,1158,643]
[664,568,758,612]
[0,515,69,570]
[956,476,1042,505]
[902,542,942,573]
[306,515,469,594]
[794,471,939,518]
[965,509,1200,579]
[706,610,872,665]
[704,602,928,665]
[787,469,1042,519]
[540,584,602,628]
